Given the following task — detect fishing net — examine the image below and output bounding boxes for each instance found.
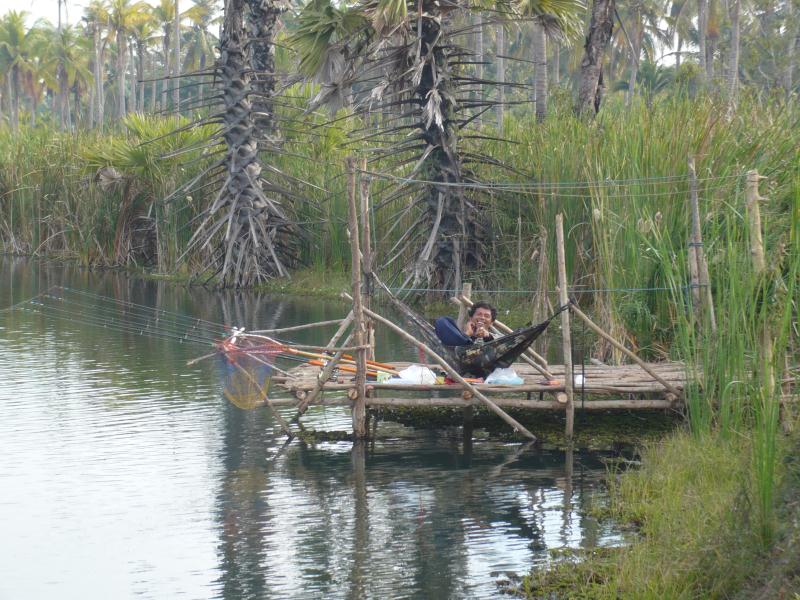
[217,338,281,410]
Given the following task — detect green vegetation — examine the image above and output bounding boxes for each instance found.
[1,0,799,596]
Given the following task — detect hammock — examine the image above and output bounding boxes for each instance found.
[380,285,565,378]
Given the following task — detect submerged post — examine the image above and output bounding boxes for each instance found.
[555,214,575,442]
[347,157,368,438]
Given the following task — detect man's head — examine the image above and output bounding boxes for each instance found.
[468,302,497,326]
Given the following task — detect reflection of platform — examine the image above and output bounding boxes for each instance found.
[271,361,690,410]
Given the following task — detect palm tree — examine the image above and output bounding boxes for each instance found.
[130,10,157,112]
[107,0,150,119]
[0,11,37,130]
[83,0,110,128]
[153,0,175,110]
[182,0,219,103]
[575,0,615,116]
[172,0,181,111]
[292,0,585,290]
[37,23,94,129]
[527,9,582,122]
[617,0,670,105]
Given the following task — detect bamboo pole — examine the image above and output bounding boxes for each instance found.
[687,159,702,319]
[254,396,678,410]
[456,282,474,431]
[250,319,345,334]
[569,303,683,397]
[294,333,354,417]
[328,311,354,348]
[359,158,375,362]
[359,304,537,440]
[745,169,774,392]
[456,282,472,330]
[347,157,368,438]
[688,157,717,333]
[288,315,354,422]
[555,214,574,441]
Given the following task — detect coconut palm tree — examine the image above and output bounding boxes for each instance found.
[0,11,38,130]
[130,12,158,112]
[37,23,94,128]
[528,10,582,121]
[107,0,151,119]
[292,0,585,290]
[83,1,111,127]
[153,0,176,110]
[182,0,219,103]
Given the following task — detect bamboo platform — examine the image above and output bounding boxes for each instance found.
[273,360,689,411]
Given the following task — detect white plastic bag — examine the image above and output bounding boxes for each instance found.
[391,365,437,385]
[485,367,524,385]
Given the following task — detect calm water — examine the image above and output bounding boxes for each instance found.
[0,258,625,599]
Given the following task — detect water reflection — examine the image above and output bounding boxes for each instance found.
[0,258,624,599]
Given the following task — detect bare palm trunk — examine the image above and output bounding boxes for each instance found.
[576,0,615,116]
[117,33,128,118]
[676,33,682,69]
[151,53,157,111]
[726,0,740,101]
[161,36,170,110]
[785,1,798,93]
[625,18,642,106]
[245,0,283,139]
[532,20,547,122]
[10,65,20,131]
[698,0,708,83]
[129,43,137,112]
[173,0,181,112]
[474,12,483,124]
[137,43,146,112]
[95,32,105,127]
[551,40,560,86]
[496,24,505,129]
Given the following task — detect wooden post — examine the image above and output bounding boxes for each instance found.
[359,158,375,362]
[555,214,574,441]
[688,157,717,333]
[456,282,472,329]
[687,158,702,320]
[456,282,474,432]
[745,169,774,392]
[347,157,368,439]
[517,215,523,285]
[532,227,549,358]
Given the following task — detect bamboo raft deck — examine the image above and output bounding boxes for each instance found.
[273,360,689,411]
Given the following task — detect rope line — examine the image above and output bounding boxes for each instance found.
[388,283,708,295]
[359,169,744,192]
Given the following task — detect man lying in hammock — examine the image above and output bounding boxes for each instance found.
[434,301,555,378]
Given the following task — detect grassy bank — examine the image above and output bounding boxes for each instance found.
[522,427,800,599]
